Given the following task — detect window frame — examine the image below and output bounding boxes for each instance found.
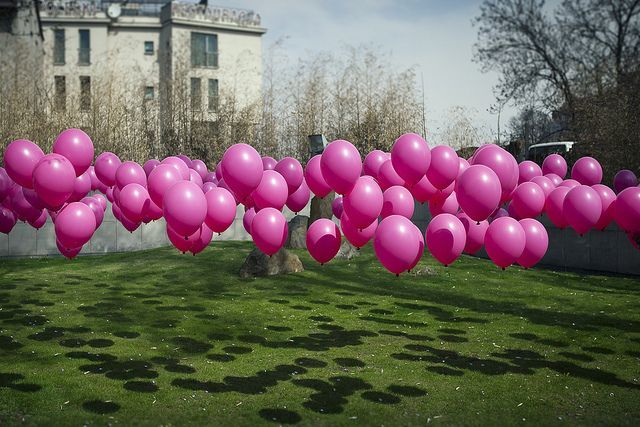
[190,32,218,68]
[208,78,219,112]
[53,29,65,65]
[144,86,155,101]
[78,29,91,66]
[144,41,154,56]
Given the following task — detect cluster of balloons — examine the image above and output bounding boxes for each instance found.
[1,130,639,273]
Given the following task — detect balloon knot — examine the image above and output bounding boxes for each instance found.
[501,267,505,271]
[476,221,480,225]
[184,236,188,240]
[320,263,324,266]
[356,247,360,251]
[218,233,221,236]
[444,264,448,268]
[395,273,399,277]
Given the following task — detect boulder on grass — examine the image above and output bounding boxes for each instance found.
[286,215,309,249]
[336,240,360,260]
[239,247,304,278]
[309,193,334,225]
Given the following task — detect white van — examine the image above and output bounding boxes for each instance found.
[526,141,575,164]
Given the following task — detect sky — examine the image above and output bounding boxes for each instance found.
[205,0,520,144]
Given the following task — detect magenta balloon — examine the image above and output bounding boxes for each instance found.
[626,231,639,251]
[119,183,150,223]
[563,185,601,235]
[275,157,304,195]
[204,172,217,184]
[490,207,509,222]
[143,159,160,177]
[457,157,470,180]
[190,224,213,255]
[363,150,389,179]
[542,154,567,178]
[167,223,200,253]
[176,154,193,169]
[286,179,310,213]
[391,133,431,186]
[205,187,236,233]
[429,191,458,216]
[94,194,107,211]
[320,140,362,195]
[111,202,122,221]
[343,176,383,228]
[306,218,341,264]
[53,128,94,176]
[0,206,17,234]
[262,156,277,171]
[425,213,466,266]
[332,196,344,219]
[377,159,405,190]
[304,155,332,198]
[3,139,44,189]
[409,223,425,271]
[253,170,288,211]
[615,187,640,233]
[517,218,548,268]
[163,181,206,237]
[571,156,602,186]
[148,164,183,208]
[55,202,96,249]
[518,160,542,184]
[560,179,580,189]
[243,207,256,234]
[80,196,105,228]
[113,186,122,205]
[340,212,377,248]
[161,156,190,180]
[142,199,163,223]
[220,144,262,201]
[251,207,288,256]
[22,187,45,210]
[545,173,563,187]
[472,145,518,202]
[511,182,545,219]
[189,169,204,189]
[115,161,146,190]
[12,189,40,222]
[203,182,217,193]
[28,210,47,229]
[106,187,115,203]
[613,169,638,194]
[456,165,501,222]
[410,175,439,204]
[191,159,208,180]
[374,215,422,275]
[68,171,92,203]
[0,168,11,202]
[530,176,555,198]
[33,154,76,209]
[426,145,458,190]
[545,186,570,229]
[57,239,82,259]
[215,162,224,181]
[484,217,526,269]
[96,180,108,194]
[94,152,121,187]
[457,212,488,255]
[119,212,141,233]
[591,184,616,231]
[381,185,414,219]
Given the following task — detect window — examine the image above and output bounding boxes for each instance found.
[208,79,219,112]
[53,29,65,65]
[144,41,154,55]
[78,29,90,65]
[190,78,201,110]
[54,76,66,111]
[144,86,154,100]
[190,32,218,68]
[80,76,91,111]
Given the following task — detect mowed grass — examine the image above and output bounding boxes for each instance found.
[0,241,639,426]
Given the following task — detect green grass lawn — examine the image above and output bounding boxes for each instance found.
[0,241,639,426]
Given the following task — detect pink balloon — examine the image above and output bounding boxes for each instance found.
[3,139,44,188]
[545,173,563,187]
[120,213,141,233]
[563,185,601,235]
[191,159,208,180]
[545,186,570,229]
[204,172,218,184]
[94,152,121,187]
[162,156,190,180]
[426,145,458,190]
[343,176,383,229]
[69,171,92,203]
[243,207,256,234]
[592,184,616,230]
[95,179,108,195]
[148,164,183,208]
[457,157,470,180]
[221,144,263,202]
[111,202,122,222]
[615,187,640,233]
[304,155,332,198]
[119,183,150,223]
[80,196,105,228]
[381,185,414,219]
[391,133,431,186]
[518,160,542,184]
[177,154,193,169]
[409,224,425,271]
[190,224,213,255]
[215,162,224,181]
[12,189,40,223]
[511,182,545,219]
[88,166,99,190]
[320,140,362,195]
[377,159,405,190]
[456,165,501,222]
[410,175,439,204]
[517,218,549,268]
[28,210,47,229]
[203,182,217,193]
[167,224,200,253]
[626,231,639,251]
[490,207,509,222]
[253,170,288,211]
[542,154,567,178]
[189,169,204,189]
[0,168,11,202]
[374,215,422,275]
[429,191,459,216]
[57,239,82,259]
[143,159,160,177]
[472,145,518,202]
[530,176,555,198]
[484,217,526,269]
[363,150,389,179]
[457,212,488,255]
[33,154,76,209]
[560,179,580,189]
[53,128,94,176]
[115,161,146,190]
[94,194,107,211]
[340,212,377,248]
[142,199,163,223]
[0,206,17,234]
[163,181,207,238]
[22,187,45,211]
[205,187,236,233]
[251,207,288,255]
[306,218,341,264]
[262,156,277,171]
[55,202,96,249]
[275,157,304,195]
[571,157,602,186]
[286,180,310,213]
[613,170,638,194]
[106,187,115,203]
[332,196,343,219]
[426,213,466,266]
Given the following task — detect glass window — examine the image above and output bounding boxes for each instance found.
[80,76,91,111]
[190,78,201,110]
[144,41,154,55]
[53,29,65,65]
[78,29,90,65]
[144,86,154,100]
[191,33,218,68]
[208,79,218,112]
[54,76,66,111]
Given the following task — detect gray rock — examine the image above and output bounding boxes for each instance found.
[410,266,438,276]
[309,193,334,225]
[286,215,309,249]
[336,240,360,260]
[239,247,304,278]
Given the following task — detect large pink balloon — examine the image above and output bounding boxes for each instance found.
[94,152,121,187]
[615,187,640,233]
[306,218,341,264]
[411,175,439,204]
[545,186,570,229]
[373,215,422,275]
[3,139,44,189]
[22,187,45,210]
[243,207,256,234]
[189,169,204,189]
[163,181,207,238]
[253,170,288,211]
[11,189,41,223]
[120,212,141,233]
[428,191,458,216]
[571,157,602,186]
[0,168,11,202]
[592,184,616,230]
[391,133,431,186]
[221,144,263,201]
[55,202,96,249]
[94,194,107,211]
[203,172,218,185]
[80,196,105,228]
[119,183,150,223]
[115,161,146,190]
[286,180,310,213]
[530,175,555,198]
[262,156,277,171]
[409,223,425,271]
[563,185,601,235]
[275,157,304,195]
[542,154,567,178]
[304,155,332,198]
[517,218,548,268]
[457,212,488,255]
[343,176,383,229]
[111,202,122,221]
[332,196,343,219]
[162,156,190,180]
[320,140,362,195]
[68,171,92,203]
[142,199,163,223]
[33,154,76,209]
[215,162,224,181]
[511,182,545,219]
[472,145,518,202]
[57,239,82,259]
[167,224,200,253]
[143,159,160,177]
[205,187,237,233]
[425,213,466,266]
[518,160,542,184]
[426,145,458,190]
[0,206,17,234]
[545,173,563,187]
[28,210,47,230]
[340,212,377,248]
[88,166,99,190]
[456,165,501,222]
[484,217,526,269]
[363,150,389,179]
[176,154,192,169]
[560,179,580,189]
[148,164,183,208]
[251,207,288,255]
[191,159,208,180]
[53,128,94,176]
[457,157,470,180]
[381,185,414,219]
[613,170,638,194]
[190,224,213,255]
[377,159,405,190]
